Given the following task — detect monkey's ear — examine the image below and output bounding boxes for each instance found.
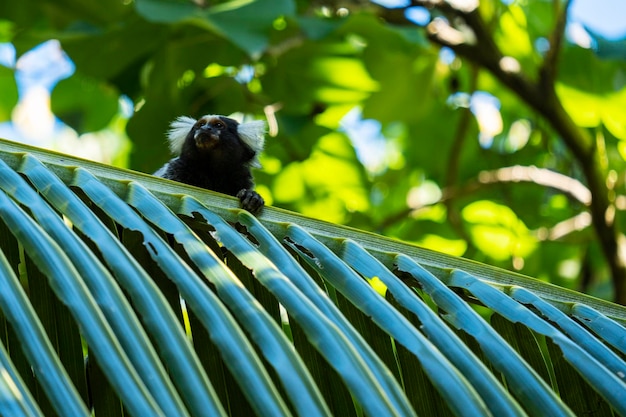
[167,116,197,154]
[237,120,266,168]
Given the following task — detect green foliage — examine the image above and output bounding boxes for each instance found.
[2,0,626,302]
[0,65,17,122]
[51,74,119,132]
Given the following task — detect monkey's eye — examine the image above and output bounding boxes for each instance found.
[213,121,225,129]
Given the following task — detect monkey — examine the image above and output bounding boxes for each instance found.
[154,114,266,213]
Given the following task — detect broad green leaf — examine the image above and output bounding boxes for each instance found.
[262,41,378,111]
[555,83,601,128]
[351,14,434,124]
[263,114,332,163]
[557,45,626,142]
[416,234,467,256]
[60,16,167,84]
[301,132,369,210]
[495,4,534,60]
[462,200,537,261]
[45,0,129,26]
[362,50,436,123]
[309,57,379,103]
[557,82,626,141]
[400,105,464,183]
[601,87,626,140]
[269,131,369,222]
[272,161,306,202]
[51,74,119,133]
[0,20,15,43]
[589,28,626,61]
[0,65,17,122]
[297,16,342,40]
[133,0,200,24]
[205,0,295,56]
[135,0,296,55]
[521,0,555,42]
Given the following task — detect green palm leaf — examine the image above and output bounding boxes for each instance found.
[1,138,626,417]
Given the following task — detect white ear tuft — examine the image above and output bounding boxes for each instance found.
[167,116,197,154]
[238,120,266,168]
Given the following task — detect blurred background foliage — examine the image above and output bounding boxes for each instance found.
[1,0,626,302]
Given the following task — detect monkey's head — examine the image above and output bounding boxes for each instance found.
[167,114,266,167]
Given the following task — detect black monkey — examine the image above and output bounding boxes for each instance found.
[155,114,266,213]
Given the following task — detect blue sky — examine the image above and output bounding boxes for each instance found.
[570,0,626,39]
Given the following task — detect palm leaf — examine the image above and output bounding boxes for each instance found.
[1,138,625,417]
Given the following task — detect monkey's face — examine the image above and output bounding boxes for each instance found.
[169,114,262,166]
[189,116,238,151]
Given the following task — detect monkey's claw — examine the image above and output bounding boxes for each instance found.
[237,189,264,213]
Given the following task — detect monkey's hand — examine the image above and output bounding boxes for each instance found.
[236,189,264,214]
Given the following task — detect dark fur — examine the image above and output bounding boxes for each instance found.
[156,116,264,213]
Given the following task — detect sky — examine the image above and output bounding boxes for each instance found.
[570,0,626,40]
[0,0,625,165]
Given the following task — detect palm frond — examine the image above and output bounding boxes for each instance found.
[1,138,625,417]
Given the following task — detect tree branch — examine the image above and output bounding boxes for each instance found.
[444,64,478,251]
[539,0,572,90]
[539,212,592,242]
[378,165,593,229]
[441,165,592,209]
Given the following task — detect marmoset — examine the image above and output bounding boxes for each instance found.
[155,114,266,213]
